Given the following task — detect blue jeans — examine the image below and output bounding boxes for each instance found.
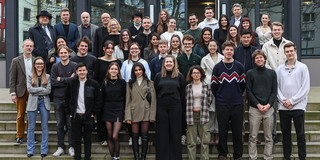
[27,99,49,154]
[53,98,73,149]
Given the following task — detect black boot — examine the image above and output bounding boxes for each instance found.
[141,132,149,160]
[132,133,140,160]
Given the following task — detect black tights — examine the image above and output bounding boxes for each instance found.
[106,120,122,157]
[132,121,149,134]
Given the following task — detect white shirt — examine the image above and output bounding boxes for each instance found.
[77,81,86,114]
[277,61,310,111]
[198,18,219,36]
[160,31,183,47]
[42,25,52,41]
[23,54,33,77]
[234,17,242,27]
[120,59,151,82]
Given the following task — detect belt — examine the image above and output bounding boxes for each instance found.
[38,96,44,100]
[193,110,200,114]
[76,113,85,115]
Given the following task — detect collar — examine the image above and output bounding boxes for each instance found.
[284,60,297,70]
[23,54,32,60]
[77,53,88,57]
[235,17,242,21]
[158,54,167,60]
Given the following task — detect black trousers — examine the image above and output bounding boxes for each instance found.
[96,111,107,142]
[72,114,94,160]
[279,110,306,160]
[156,97,182,160]
[216,104,243,159]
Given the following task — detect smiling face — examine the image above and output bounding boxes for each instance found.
[161,11,167,22]
[171,37,180,49]
[101,13,111,25]
[242,21,250,29]
[221,17,228,27]
[191,68,201,81]
[34,59,45,72]
[108,64,119,78]
[183,39,194,52]
[130,44,140,57]
[261,14,270,25]
[233,6,242,18]
[188,15,198,26]
[203,31,212,43]
[272,25,283,40]
[58,48,70,61]
[167,19,176,30]
[77,41,89,56]
[284,46,296,61]
[229,26,238,38]
[76,66,88,80]
[164,57,174,71]
[151,35,159,47]
[222,46,234,60]
[142,18,152,30]
[103,44,114,56]
[208,41,218,54]
[134,66,143,78]
[57,38,67,48]
[241,33,252,47]
[121,31,130,43]
[254,54,266,67]
[22,40,34,55]
[110,20,119,33]
[204,9,214,19]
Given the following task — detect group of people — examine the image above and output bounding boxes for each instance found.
[8,3,310,160]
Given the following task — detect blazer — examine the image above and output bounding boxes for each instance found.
[230,17,243,30]
[125,79,156,122]
[26,74,51,111]
[94,26,109,57]
[78,23,99,50]
[54,22,79,51]
[28,22,56,60]
[9,55,35,97]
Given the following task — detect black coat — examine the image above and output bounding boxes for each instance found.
[134,31,154,56]
[28,22,56,60]
[64,77,102,119]
[93,27,109,57]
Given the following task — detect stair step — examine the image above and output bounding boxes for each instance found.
[0,142,319,154]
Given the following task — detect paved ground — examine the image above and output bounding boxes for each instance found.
[0,87,319,104]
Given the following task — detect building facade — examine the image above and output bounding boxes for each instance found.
[2,0,320,88]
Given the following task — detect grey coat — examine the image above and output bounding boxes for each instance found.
[26,74,51,111]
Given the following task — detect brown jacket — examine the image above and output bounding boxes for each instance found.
[125,79,156,122]
[9,55,34,97]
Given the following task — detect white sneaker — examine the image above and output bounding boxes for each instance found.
[181,135,186,145]
[138,137,142,145]
[101,140,108,146]
[53,147,64,157]
[128,137,132,146]
[68,147,75,157]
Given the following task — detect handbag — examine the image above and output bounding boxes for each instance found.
[146,80,152,104]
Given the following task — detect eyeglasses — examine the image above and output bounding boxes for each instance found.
[192,72,200,75]
[183,43,193,46]
[35,63,44,65]
[131,48,139,50]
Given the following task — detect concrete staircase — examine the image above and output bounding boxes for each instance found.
[0,88,319,159]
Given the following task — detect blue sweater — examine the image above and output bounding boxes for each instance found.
[211,60,246,105]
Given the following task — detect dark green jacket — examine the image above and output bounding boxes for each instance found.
[177,52,201,78]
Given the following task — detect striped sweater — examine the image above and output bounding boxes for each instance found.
[211,60,246,106]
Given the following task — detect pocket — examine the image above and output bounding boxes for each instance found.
[201,123,211,144]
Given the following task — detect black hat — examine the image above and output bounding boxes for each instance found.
[36,10,52,19]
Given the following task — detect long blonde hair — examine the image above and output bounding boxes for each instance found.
[31,57,47,86]
[161,55,179,78]
[156,9,170,35]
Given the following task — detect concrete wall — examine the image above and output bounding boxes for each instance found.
[0,61,6,88]
[302,59,320,87]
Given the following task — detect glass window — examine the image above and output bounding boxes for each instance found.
[90,0,116,26]
[160,0,186,32]
[24,8,31,21]
[120,0,144,29]
[301,0,320,56]
[18,0,76,53]
[0,0,5,58]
